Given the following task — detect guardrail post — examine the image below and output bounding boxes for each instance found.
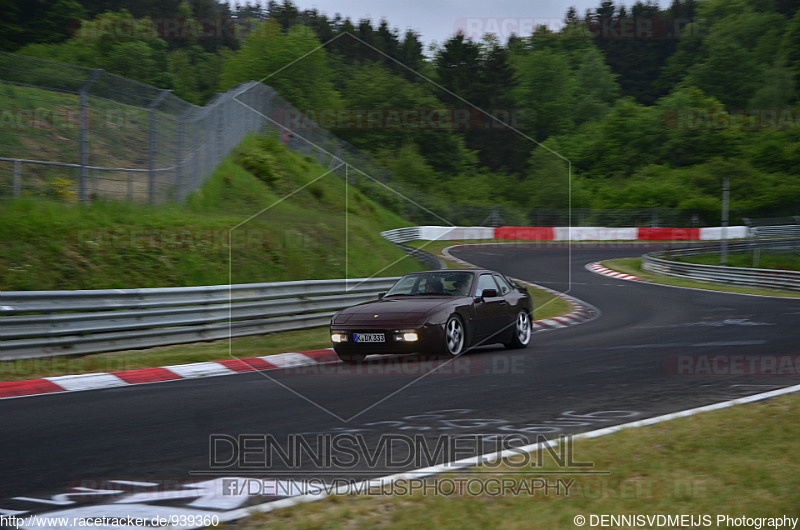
[721,176,729,265]
[79,69,102,202]
[13,159,21,198]
[148,89,171,205]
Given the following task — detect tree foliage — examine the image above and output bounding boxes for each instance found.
[6,0,800,221]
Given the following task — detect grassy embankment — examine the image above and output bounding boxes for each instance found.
[0,134,423,379]
[0,136,571,380]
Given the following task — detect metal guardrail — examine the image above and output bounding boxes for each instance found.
[743,217,800,239]
[642,242,800,292]
[379,227,445,269]
[750,226,800,238]
[380,227,421,244]
[395,245,444,270]
[0,277,398,360]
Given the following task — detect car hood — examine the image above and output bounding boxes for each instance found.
[332,296,459,325]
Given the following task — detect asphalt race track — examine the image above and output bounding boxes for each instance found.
[2,242,799,522]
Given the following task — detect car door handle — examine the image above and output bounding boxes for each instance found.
[499,301,508,306]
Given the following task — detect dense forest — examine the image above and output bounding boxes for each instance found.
[5,0,800,224]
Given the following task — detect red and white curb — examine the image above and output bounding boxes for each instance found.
[1,250,600,401]
[586,261,641,281]
[527,283,598,331]
[0,349,339,400]
[0,297,597,401]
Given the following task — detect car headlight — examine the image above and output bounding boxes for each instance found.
[394,330,418,342]
[331,332,348,343]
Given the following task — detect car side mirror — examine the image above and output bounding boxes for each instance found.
[377,292,385,299]
[481,288,498,298]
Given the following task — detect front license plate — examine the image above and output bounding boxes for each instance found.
[354,333,385,343]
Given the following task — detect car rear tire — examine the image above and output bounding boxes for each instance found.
[337,352,366,364]
[443,315,465,356]
[505,310,532,349]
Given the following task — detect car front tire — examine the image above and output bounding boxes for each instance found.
[505,310,532,349]
[443,315,465,356]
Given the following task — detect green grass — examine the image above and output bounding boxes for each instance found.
[0,134,422,290]
[403,238,527,257]
[676,251,800,272]
[223,391,800,529]
[0,141,574,380]
[603,257,800,298]
[0,81,153,197]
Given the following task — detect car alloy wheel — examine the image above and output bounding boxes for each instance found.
[506,310,531,349]
[444,315,465,356]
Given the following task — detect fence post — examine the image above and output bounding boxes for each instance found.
[13,159,21,198]
[175,116,182,202]
[79,69,102,202]
[175,107,194,202]
[215,94,225,166]
[148,89,171,205]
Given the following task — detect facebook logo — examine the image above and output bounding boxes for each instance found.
[222,479,239,496]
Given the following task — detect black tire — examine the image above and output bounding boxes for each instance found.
[505,310,532,349]
[337,352,366,364]
[442,315,466,356]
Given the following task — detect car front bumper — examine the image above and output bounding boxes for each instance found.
[330,323,444,355]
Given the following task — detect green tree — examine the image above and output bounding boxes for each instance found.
[168,45,223,104]
[512,48,577,141]
[0,0,23,50]
[653,86,740,168]
[337,63,475,175]
[780,8,800,86]
[219,20,340,110]
[18,10,173,88]
[434,32,482,104]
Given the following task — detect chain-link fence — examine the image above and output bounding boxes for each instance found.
[0,51,766,227]
[0,51,443,212]
[0,52,265,203]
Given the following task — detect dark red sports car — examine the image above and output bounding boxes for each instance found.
[330,269,533,363]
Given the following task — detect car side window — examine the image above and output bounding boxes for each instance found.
[492,274,511,295]
[475,274,499,297]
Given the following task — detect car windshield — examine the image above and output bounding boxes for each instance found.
[385,271,474,296]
